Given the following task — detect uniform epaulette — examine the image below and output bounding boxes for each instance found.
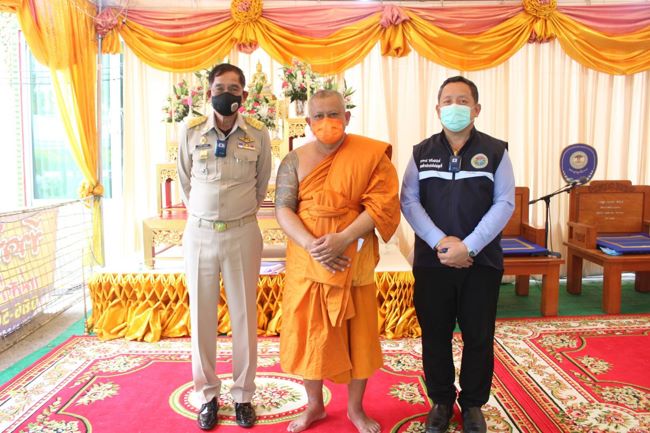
[186,115,208,129]
[244,115,264,130]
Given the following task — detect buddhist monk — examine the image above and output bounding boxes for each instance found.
[274,89,400,433]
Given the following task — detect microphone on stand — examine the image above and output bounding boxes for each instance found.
[565,177,589,193]
[569,177,589,187]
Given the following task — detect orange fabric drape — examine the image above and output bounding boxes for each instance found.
[110,13,386,74]
[279,135,400,380]
[404,10,534,72]
[99,2,650,75]
[0,0,20,13]
[550,12,650,75]
[115,18,237,72]
[286,135,399,328]
[12,0,104,264]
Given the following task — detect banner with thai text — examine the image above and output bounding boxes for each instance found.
[0,208,58,337]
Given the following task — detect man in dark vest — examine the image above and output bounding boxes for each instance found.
[401,76,515,433]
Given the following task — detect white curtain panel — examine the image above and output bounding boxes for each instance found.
[103,46,197,264]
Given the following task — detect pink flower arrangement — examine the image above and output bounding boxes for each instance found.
[280,58,319,102]
[239,93,277,130]
[162,71,208,123]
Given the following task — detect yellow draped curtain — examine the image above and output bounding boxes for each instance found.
[0,1,19,13]
[102,3,650,75]
[11,0,103,264]
[550,12,650,75]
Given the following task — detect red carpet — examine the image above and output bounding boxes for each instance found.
[1,315,648,432]
[491,315,650,433]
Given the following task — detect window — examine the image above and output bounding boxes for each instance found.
[20,35,122,202]
[99,52,124,199]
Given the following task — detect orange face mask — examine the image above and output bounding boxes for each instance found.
[311,118,345,145]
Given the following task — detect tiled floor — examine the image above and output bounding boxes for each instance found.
[0,296,88,374]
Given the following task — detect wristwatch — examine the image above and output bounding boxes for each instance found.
[464,243,477,257]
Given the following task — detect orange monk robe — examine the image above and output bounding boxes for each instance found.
[280,134,400,383]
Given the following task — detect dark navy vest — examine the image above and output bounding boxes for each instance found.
[413,128,507,269]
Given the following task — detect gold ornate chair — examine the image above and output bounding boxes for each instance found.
[142,163,288,267]
[142,163,187,268]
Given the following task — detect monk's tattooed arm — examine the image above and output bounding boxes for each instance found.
[274,151,299,212]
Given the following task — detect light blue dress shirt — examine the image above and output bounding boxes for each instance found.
[400,150,515,255]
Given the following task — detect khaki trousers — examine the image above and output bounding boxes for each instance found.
[183,215,262,404]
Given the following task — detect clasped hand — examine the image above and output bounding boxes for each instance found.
[437,236,473,268]
[307,233,351,273]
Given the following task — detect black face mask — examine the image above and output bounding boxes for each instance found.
[211,93,242,116]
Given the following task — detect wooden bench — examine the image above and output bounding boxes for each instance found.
[502,187,564,316]
[564,180,650,314]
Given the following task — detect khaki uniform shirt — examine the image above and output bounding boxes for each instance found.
[177,113,272,221]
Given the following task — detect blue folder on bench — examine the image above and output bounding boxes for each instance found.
[596,233,650,254]
[501,236,548,256]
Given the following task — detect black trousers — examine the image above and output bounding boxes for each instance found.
[413,265,502,409]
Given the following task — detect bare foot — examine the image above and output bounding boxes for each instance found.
[348,409,381,433]
[287,406,327,432]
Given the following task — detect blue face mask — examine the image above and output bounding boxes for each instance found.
[440,104,472,132]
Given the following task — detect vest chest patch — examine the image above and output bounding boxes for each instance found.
[471,153,489,169]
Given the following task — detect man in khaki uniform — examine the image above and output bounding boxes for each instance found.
[177,63,272,430]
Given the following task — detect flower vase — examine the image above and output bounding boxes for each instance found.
[294,99,306,117]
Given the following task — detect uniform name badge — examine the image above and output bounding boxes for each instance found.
[196,135,211,149]
[449,155,462,173]
[215,139,227,157]
[199,150,209,160]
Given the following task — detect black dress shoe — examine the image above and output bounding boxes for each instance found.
[235,402,256,428]
[462,407,486,433]
[197,397,218,430]
[425,403,453,433]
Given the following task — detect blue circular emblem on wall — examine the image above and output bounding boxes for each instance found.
[560,143,597,183]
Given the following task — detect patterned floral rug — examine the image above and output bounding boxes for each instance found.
[1,315,648,433]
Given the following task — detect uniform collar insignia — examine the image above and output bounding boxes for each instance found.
[200,114,216,136]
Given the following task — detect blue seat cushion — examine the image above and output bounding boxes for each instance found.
[501,236,548,256]
[596,233,650,254]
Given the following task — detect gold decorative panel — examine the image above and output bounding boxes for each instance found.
[263,228,287,245]
[152,229,183,246]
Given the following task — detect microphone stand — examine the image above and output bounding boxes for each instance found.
[529,181,581,258]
